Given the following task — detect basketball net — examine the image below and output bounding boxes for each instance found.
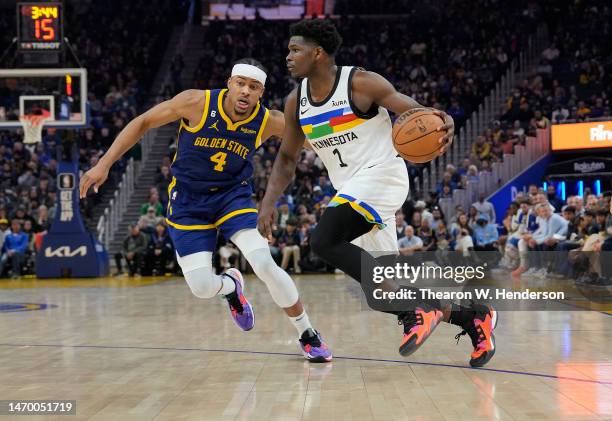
[19,110,51,144]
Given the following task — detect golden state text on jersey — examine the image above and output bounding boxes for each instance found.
[171,89,270,192]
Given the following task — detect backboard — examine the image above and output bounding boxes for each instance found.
[0,67,88,129]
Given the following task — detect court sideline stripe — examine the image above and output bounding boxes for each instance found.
[0,342,611,386]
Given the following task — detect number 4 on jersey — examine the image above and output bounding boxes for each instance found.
[210,151,227,171]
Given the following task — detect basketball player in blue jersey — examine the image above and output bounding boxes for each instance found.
[80,58,332,362]
[259,20,497,367]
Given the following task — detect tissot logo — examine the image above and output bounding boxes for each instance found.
[45,246,87,258]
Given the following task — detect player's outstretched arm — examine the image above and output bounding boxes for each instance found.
[352,70,455,154]
[79,90,200,198]
[257,90,305,239]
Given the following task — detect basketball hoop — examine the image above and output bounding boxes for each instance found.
[19,110,51,144]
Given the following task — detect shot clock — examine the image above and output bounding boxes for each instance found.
[17,3,63,51]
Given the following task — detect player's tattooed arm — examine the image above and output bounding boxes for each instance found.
[80,89,201,198]
[351,70,454,154]
[257,89,305,239]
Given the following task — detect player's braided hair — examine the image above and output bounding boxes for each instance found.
[289,19,342,55]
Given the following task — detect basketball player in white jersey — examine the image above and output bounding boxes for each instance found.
[258,20,497,367]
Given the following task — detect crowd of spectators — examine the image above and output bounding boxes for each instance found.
[394,186,612,285]
[0,0,183,278]
[192,1,537,119]
[501,187,612,285]
[465,1,611,181]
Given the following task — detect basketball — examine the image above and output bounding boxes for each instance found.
[392,108,445,163]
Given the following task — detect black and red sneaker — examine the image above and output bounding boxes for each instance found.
[398,305,444,357]
[455,304,498,367]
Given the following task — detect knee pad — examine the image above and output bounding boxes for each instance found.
[177,251,219,299]
[183,266,220,299]
[244,248,298,308]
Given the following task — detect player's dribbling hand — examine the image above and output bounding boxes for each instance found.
[79,162,110,199]
[257,202,275,242]
[432,110,454,155]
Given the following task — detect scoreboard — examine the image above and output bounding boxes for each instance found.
[17,2,63,51]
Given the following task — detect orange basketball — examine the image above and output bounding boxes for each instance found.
[392,108,445,163]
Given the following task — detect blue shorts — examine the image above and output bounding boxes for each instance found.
[165,181,257,256]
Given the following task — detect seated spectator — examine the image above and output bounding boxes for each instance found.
[398,225,423,256]
[395,210,408,240]
[471,136,491,163]
[546,185,563,212]
[436,172,456,195]
[452,214,475,257]
[467,205,479,229]
[457,158,471,177]
[430,206,445,232]
[34,205,51,232]
[472,192,496,223]
[414,201,433,226]
[277,203,294,229]
[114,225,148,276]
[595,210,608,233]
[22,220,36,255]
[0,220,28,278]
[144,223,174,276]
[140,192,163,216]
[440,184,453,199]
[473,214,499,251]
[278,220,301,274]
[501,200,529,269]
[0,219,8,251]
[434,221,452,265]
[466,165,480,183]
[515,203,568,278]
[417,219,436,251]
[138,206,163,234]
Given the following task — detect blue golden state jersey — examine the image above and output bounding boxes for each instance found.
[170,88,270,192]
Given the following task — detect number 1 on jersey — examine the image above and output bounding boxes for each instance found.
[210,151,227,172]
[332,148,348,167]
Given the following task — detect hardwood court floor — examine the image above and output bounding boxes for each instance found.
[0,274,611,420]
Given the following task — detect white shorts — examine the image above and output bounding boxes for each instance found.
[328,156,409,254]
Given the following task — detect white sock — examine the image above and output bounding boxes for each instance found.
[289,311,313,336]
[219,273,237,295]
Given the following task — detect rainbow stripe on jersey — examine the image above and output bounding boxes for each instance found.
[300,107,367,140]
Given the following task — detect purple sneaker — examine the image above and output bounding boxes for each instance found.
[299,329,332,363]
[223,268,254,331]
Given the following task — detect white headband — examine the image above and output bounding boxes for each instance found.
[231,63,266,86]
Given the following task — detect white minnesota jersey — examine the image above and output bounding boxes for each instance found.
[297,66,399,189]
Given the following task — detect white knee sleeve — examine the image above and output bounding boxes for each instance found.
[177,251,223,299]
[231,229,299,308]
